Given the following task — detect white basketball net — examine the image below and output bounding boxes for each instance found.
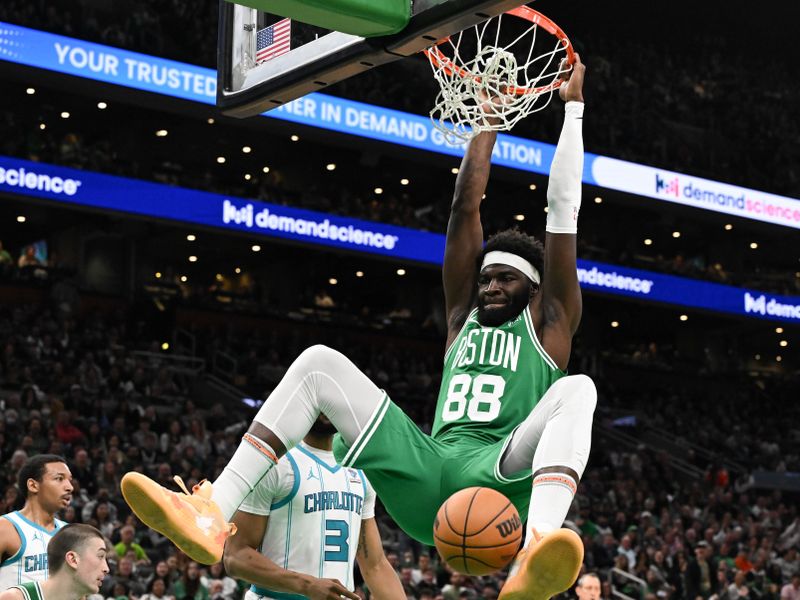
[426,11,573,144]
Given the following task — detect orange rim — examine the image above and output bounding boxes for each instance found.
[422,6,575,96]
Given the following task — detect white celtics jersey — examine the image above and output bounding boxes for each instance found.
[0,511,66,589]
[240,442,375,600]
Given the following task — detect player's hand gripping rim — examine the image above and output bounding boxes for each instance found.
[558,52,585,103]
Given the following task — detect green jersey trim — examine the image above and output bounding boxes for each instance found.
[12,582,44,600]
[341,394,390,467]
[522,306,562,372]
[443,308,479,364]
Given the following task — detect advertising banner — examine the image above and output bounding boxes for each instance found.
[2,155,798,324]
[3,22,798,229]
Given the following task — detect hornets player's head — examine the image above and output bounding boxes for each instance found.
[309,414,336,436]
[476,228,544,327]
[18,453,73,513]
[48,523,110,594]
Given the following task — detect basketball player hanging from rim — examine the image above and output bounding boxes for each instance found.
[121,54,594,600]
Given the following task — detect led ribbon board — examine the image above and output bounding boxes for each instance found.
[1,22,798,229]
[1,155,798,324]
[0,156,442,264]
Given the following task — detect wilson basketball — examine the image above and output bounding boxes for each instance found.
[433,487,523,576]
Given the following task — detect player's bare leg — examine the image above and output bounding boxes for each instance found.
[122,345,385,564]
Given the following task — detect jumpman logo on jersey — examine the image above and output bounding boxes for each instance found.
[307,467,319,481]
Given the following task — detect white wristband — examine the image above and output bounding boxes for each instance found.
[546,101,584,234]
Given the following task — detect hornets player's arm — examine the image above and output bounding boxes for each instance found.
[537,54,587,370]
[443,129,497,349]
[0,517,21,564]
[224,510,360,600]
[355,518,405,600]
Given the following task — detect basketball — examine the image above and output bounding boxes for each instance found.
[433,487,523,576]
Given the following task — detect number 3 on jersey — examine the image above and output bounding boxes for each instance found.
[324,520,349,561]
[441,374,506,422]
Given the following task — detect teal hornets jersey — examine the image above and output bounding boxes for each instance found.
[239,442,375,600]
[0,512,66,589]
[432,306,565,445]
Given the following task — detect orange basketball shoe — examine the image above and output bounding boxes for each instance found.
[120,472,236,565]
[498,528,583,600]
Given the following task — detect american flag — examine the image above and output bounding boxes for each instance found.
[256,18,291,64]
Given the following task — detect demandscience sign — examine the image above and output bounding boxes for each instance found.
[0,156,435,262]
[1,155,799,324]
[575,262,800,323]
[2,22,799,229]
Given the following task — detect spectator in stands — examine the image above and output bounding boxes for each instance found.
[133,419,154,448]
[0,241,12,276]
[781,573,800,600]
[574,573,601,599]
[141,432,162,471]
[181,418,210,460]
[70,448,95,493]
[152,368,180,398]
[102,556,146,598]
[441,573,467,600]
[141,576,176,600]
[114,525,150,565]
[199,563,237,600]
[17,246,40,269]
[147,561,177,590]
[617,535,637,572]
[412,554,432,585]
[160,422,184,455]
[171,561,209,600]
[313,289,335,308]
[88,500,119,539]
[774,548,799,581]
[96,459,121,493]
[55,410,86,446]
[26,417,49,454]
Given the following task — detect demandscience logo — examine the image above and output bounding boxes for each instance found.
[0,165,82,196]
[655,173,745,210]
[743,292,800,320]
[577,266,654,295]
[222,199,399,251]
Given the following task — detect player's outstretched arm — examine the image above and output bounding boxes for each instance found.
[0,589,23,600]
[539,54,586,369]
[355,518,405,600]
[443,130,497,346]
[224,510,359,600]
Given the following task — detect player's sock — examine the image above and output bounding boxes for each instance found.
[526,472,577,538]
[523,375,596,547]
[211,433,278,520]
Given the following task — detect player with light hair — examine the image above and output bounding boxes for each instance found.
[0,523,109,600]
[122,55,594,600]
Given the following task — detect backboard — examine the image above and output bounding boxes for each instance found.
[217,0,529,118]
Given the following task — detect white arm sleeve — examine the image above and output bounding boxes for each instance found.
[546,101,585,234]
[238,458,295,516]
[361,475,376,520]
